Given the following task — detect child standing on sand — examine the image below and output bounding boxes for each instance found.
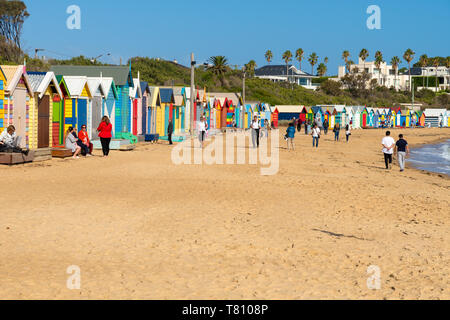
[286,123,295,151]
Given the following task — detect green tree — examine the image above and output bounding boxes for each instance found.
[0,0,29,49]
[245,60,257,77]
[282,50,293,82]
[207,56,229,76]
[342,50,350,73]
[359,48,369,70]
[403,48,415,91]
[317,63,327,77]
[390,56,401,90]
[295,48,304,71]
[308,52,318,75]
[265,50,273,64]
[324,57,329,76]
[346,60,354,74]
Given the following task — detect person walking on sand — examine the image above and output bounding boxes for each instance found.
[333,123,340,142]
[263,119,270,138]
[311,123,320,148]
[286,122,296,151]
[97,116,112,157]
[382,131,396,170]
[297,118,302,132]
[198,115,208,148]
[345,124,351,142]
[251,115,260,148]
[304,120,308,135]
[323,119,329,135]
[167,119,174,145]
[395,134,410,172]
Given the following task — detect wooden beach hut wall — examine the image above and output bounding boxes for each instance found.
[299,106,308,123]
[130,78,142,136]
[172,87,184,134]
[0,67,6,133]
[140,81,150,135]
[350,107,362,129]
[28,71,62,149]
[274,105,303,121]
[367,108,375,127]
[310,106,324,125]
[373,109,380,128]
[51,65,134,139]
[324,107,334,128]
[148,86,160,135]
[416,111,425,127]
[399,109,410,127]
[87,77,106,140]
[100,77,118,138]
[0,65,33,148]
[53,76,70,145]
[159,88,175,138]
[63,76,92,134]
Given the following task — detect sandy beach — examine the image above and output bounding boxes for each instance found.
[0,128,449,300]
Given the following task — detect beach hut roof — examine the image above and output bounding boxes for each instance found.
[99,77,118,99]
[148,86,160,107]
[209,92,242,106]
[63,76,91,97]
[27,71,62,98]
[423,108,447,117]
[50,65,133,87]
[159,88,174,103]
[0,66,5,81]
[140,81,150,94]
[87,77,106,97]
[273,105,303,113]
[0,64,33,95]
[311,106,323,114]
[333,105,346,112]
[130,78,142,98]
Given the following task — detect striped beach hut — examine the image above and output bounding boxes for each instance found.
[140,81,150,135]
[148,86,160,135]
[87,77,106,139]
[158,88,174,138]
[100,77,118,137]
[27,71,62,149]
[172,87,184,134]
[423,108,447,127]
[0,66,5,133]
[333,106,346,126]
[360,107,369,128]
[0,65,34,148]
[311,106,324,125]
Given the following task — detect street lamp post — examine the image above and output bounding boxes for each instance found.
[190,53,196,138]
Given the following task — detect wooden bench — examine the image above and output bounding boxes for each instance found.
[51,148,73,158]
[0,151,35,165]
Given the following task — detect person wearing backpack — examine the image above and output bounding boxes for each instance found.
[286,122,296,151]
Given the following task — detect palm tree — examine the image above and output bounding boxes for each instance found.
[359,49,369,71]
[346,60,355,74]
[374,51,383,85]
[245,60,257,77]
[208,56,229,76]
[317,63,327,77]
[403,48,415,91]
[324,57,329,76]
[342,50,350,73]
[390,56,401,90]
[446,56,450,90]
[282,50,293,82]
[265,50,273,64]
[433,57,439,92]
[419,54,428,88]
[295,48,304,71]
[308,52,318,75]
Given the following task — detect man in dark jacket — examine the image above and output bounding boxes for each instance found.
[167,120,174,145]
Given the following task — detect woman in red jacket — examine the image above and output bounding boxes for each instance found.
[97,116,113,156]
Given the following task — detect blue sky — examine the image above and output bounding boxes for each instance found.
[22,0,450,75]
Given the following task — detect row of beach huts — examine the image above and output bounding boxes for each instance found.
[0,64,448,160]
[271,105,450,129]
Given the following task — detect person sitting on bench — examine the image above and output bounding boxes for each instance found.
[78,125,93,156]
[0,125,29,155]
[65,127,82,159]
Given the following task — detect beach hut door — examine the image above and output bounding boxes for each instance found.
[91,97,102,140]
[38,95,50,148]
[13,88,27,148]
[142,96,147,134]
[77,99,87,130]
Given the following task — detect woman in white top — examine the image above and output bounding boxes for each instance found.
[251,116,260,148]
[198,116,208,148]
[311,124,321,148]
[65,127,82,159]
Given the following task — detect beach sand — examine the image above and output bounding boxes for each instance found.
[0,128,449,300]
